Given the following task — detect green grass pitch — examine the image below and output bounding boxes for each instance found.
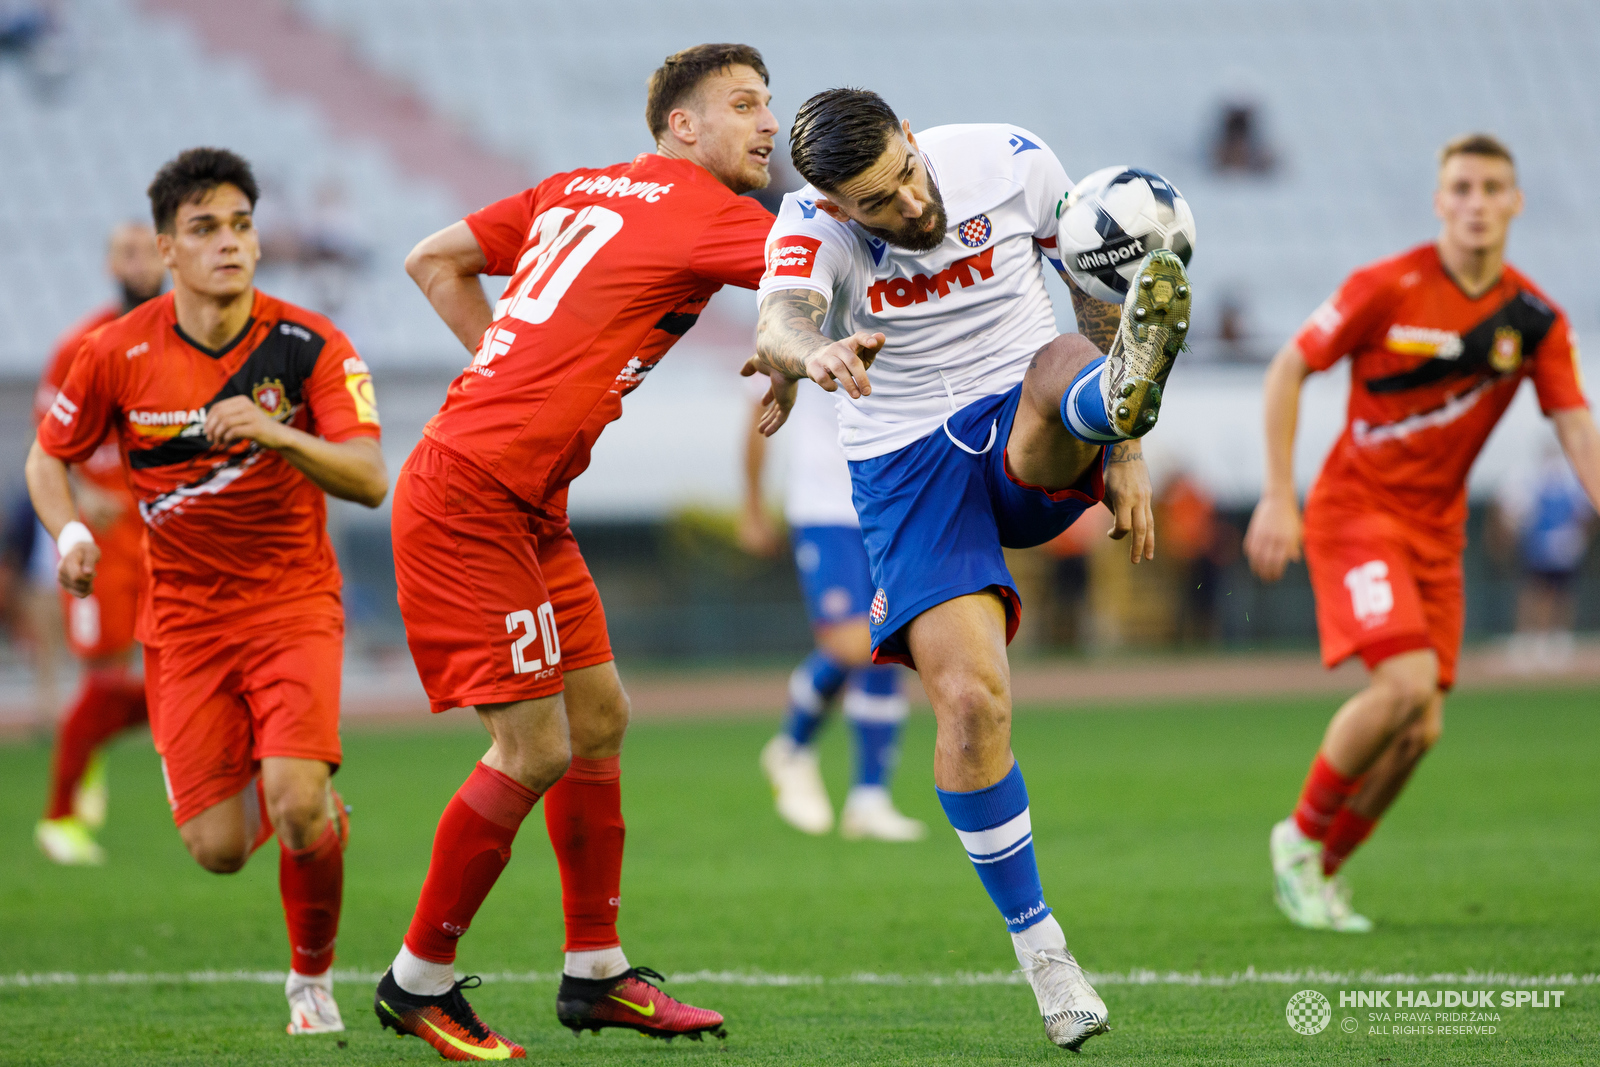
[1,685,1596,1065]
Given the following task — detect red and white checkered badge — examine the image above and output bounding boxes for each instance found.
[870,587,888,625]
[958,215,992,248]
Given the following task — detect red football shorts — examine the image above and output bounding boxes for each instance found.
[145,613,344,825]
[392,438,613,713]
[1303,504,1463,689]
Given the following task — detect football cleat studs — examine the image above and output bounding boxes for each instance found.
[1140,273,1154,288]
[1133,307,1146,320]
[1176,285,1188,298]
[1120,382,1135,398]
[1116,405,1130,419]
[1176,320,1188,332]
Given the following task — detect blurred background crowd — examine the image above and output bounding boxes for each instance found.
[3,0,1598,725]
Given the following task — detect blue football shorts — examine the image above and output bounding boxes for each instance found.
[791,524,875,628]
[848,380,1105,667]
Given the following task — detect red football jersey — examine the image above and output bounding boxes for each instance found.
[424,153,773,507]
[36,304,145,568]
[1296,244,1585,532]
[36,290,382,643]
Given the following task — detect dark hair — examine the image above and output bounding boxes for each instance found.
[147,147,260,233]
[1439,132,1515,171]
[789,88,901,192]
[646,43,768,140]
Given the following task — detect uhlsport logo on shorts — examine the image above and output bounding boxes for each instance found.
[1286,989,1332,1035]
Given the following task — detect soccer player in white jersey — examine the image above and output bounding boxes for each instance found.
[741,379,925,841]
[747,89,1191,1051]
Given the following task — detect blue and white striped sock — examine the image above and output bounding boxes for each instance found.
[783,650,849,747]
[937,762,1052,932]
[1061,355,1123,444]
[843,666,906,788]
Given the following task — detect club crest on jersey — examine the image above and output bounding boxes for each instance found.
[958,215,992,248]
[870,587,888,625]
[252,378,290,419]
[1490,326,1523,373]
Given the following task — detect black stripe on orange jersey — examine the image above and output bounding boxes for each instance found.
[653,311,700,336]
[1365,290,1557,396]
[129,319,326,470]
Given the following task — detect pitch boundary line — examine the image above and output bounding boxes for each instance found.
[3,967,1595,990]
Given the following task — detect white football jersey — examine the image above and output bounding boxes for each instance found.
[784,381,859,528]
[756,124,1071,461]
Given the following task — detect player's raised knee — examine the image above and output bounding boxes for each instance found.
[183,830,250,874]
[1370,651,1438,723]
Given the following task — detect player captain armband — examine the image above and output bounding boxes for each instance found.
[56,520,96,556]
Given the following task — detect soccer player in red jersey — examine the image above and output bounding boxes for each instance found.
[33,222,165,866]
[1245,135,1600,931]
[374,44,776,1057]
[26,148,387,1033]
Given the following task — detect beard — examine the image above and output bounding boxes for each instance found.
[865,179,948,252]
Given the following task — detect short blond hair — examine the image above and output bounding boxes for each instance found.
[1438,133,1515,172]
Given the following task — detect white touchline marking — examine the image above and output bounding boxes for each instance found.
[2,967,1595,990]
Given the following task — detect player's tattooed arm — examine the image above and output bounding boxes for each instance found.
[1064,274,1122,355]
[754,289,833,380]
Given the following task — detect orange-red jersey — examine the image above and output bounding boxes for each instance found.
[1296,244,1585,534]
[36,290,382,644]
[423,153,772,508]
[36,304,146,570]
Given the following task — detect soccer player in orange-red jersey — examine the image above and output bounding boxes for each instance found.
[1244,134,1600,931]
[32,222,165,867]
[372,44,777,1058]
[26,148,388,1033]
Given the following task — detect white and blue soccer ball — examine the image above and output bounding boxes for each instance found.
[1058,166,1196,304]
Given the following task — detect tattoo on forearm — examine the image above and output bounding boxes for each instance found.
[1106,442,1143,465]
[757,289,832,379]
[1067,279,1122,355]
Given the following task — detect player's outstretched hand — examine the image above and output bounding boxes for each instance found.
[204,395,288,449]
[741,357,800,436]
[805,332,884,399]
[1244,493,1302,582]
[57,541,100,598]
[1103,443,1155,563]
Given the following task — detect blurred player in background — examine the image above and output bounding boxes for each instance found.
[1495,442,1592,670]
[32,221,164,866]
[750,89,1186,1051]
[26,148,387,1033]
[379,44,777,1057]
[740,381,925,842]
[1245,134,1600,931]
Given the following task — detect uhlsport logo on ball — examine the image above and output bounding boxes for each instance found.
[1286,989,1332,1035]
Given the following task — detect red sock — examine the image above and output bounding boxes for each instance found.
[544,756,625,951]
[280,819,344,976]
[1322,808,1378,876]
[404,762,540,963]
[45,670,141,819]
[1293,753,1359,841]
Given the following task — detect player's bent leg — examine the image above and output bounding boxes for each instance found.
[1009,333,1110,491]
[1321,649,1439,776]
[380,696,562,1060]
[907,592,1109,1051]
[177,789,253,874]
[262,758,346,1031]
[840,665,925,842]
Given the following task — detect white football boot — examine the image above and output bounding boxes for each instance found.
[73,751,109,830]
[286,972,345,1035]
[1013,915,1110,1051]
[1104,248,1191,438]
[759,734,833,835]
[1322,873,1374,933]
[840,786,927,842]
[1271,818,1331,930]
[35,816,106,866]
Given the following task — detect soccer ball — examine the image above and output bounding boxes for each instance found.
[1057,166,1195,304]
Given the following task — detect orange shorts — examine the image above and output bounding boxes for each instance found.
[1303,505,1463,689]
[392,438,613,713]
[145,613,344,825]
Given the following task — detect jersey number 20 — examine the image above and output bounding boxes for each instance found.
[496,205,625,327]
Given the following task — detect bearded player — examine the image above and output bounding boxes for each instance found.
[27,148,387,1033]
[749,89,1188,1051]
[375,44,778,1057]
[1245,134,1600,931]
[33,222,164,866]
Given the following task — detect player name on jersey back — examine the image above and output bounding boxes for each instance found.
[755,124,1071,461]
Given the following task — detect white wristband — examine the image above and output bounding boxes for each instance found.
[56,521,96,556]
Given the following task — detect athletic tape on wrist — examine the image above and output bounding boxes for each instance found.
[56,521,96,556]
